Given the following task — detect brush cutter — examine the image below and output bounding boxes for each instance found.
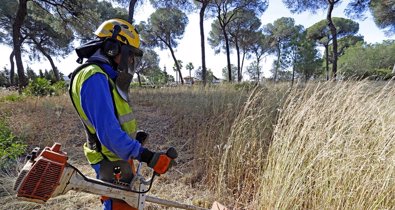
[14,143,228,210]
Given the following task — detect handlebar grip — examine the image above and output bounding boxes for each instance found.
[166,147,178,159]
[135,130,149,145]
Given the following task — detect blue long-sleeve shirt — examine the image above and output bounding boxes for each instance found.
[79,63,144,161]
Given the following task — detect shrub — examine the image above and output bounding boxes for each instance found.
[52,81,68,96]
[0,93,24,102]
[24,78,55,96]
[0,119,26,169]
[130,82,140,88]
[370,68,394,80]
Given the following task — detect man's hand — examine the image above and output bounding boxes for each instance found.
[148,148,177,174]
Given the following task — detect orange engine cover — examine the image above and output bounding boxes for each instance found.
[16,143,68,202]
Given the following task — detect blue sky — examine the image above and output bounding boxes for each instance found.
[0,1,393,80]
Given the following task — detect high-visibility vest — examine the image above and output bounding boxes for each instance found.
[69,64,137,164]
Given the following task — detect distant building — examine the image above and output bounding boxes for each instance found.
[184,75,223,85]
[183,76,195,85]
[212,75,221,84]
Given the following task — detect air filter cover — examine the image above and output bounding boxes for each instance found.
[16,143,67,202]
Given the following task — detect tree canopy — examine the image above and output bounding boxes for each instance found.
[0,0,130,88]
[264,17,302,81]
[0,0,393,87]
[139,7,188,84]
[307,17,360,80]
[346,0,395,35]
[209,0,268,82]
[338,40,395,79]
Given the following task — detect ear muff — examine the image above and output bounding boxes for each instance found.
[102,38,121,57]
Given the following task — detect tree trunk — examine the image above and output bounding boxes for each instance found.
[45,54,60,81]
[327,0,338,80]
[33,39,60,81]
[325,44,329,81]
[178,68,183,84]
[168,46,183,84]
[221,26,232,82]
[199,2,208,86]
[9,51,15,86]
[128,0,137,23]
[275,42,281,82]
[241,49,246,75]
[256,57,260,83]
[137,72,142,87]
[292,65,295,86]
[189,69,192,84]
[40,49,59,81]
[235,39,242,82]
[12,0,28,91]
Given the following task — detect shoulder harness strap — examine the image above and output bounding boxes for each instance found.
[69,62,105,154]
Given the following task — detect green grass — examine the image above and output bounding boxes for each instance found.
[0,118,26,170]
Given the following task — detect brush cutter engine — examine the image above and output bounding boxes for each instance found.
[14,144,67,203]
[14,143,226,210]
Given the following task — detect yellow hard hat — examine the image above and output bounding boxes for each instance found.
[94,19,142,55]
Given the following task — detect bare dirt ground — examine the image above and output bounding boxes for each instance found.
[0,96,215,210]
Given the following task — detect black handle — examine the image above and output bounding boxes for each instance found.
[27,147,41,161]
[135,130,149,145]
[166,147,178,159]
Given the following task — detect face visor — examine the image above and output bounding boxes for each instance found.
[124,44,143,75]
[127,54,143,76]
[115,45,143,102]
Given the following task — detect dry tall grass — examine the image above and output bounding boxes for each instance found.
[132,84,290,208]
[0,93,82,151]
[258,81,395,209]
[2,81,394,209]
[133,85,251,185]
[215,84,288,208]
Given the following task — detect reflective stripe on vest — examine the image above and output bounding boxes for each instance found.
[70,64,137,164]
[81,118,93,128]
[119,113,136,124]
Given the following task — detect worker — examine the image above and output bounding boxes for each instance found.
[68,19,175,210]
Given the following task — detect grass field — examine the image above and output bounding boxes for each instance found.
[0,81,394,209]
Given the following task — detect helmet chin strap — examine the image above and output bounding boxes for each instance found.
[115,45,134,102]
